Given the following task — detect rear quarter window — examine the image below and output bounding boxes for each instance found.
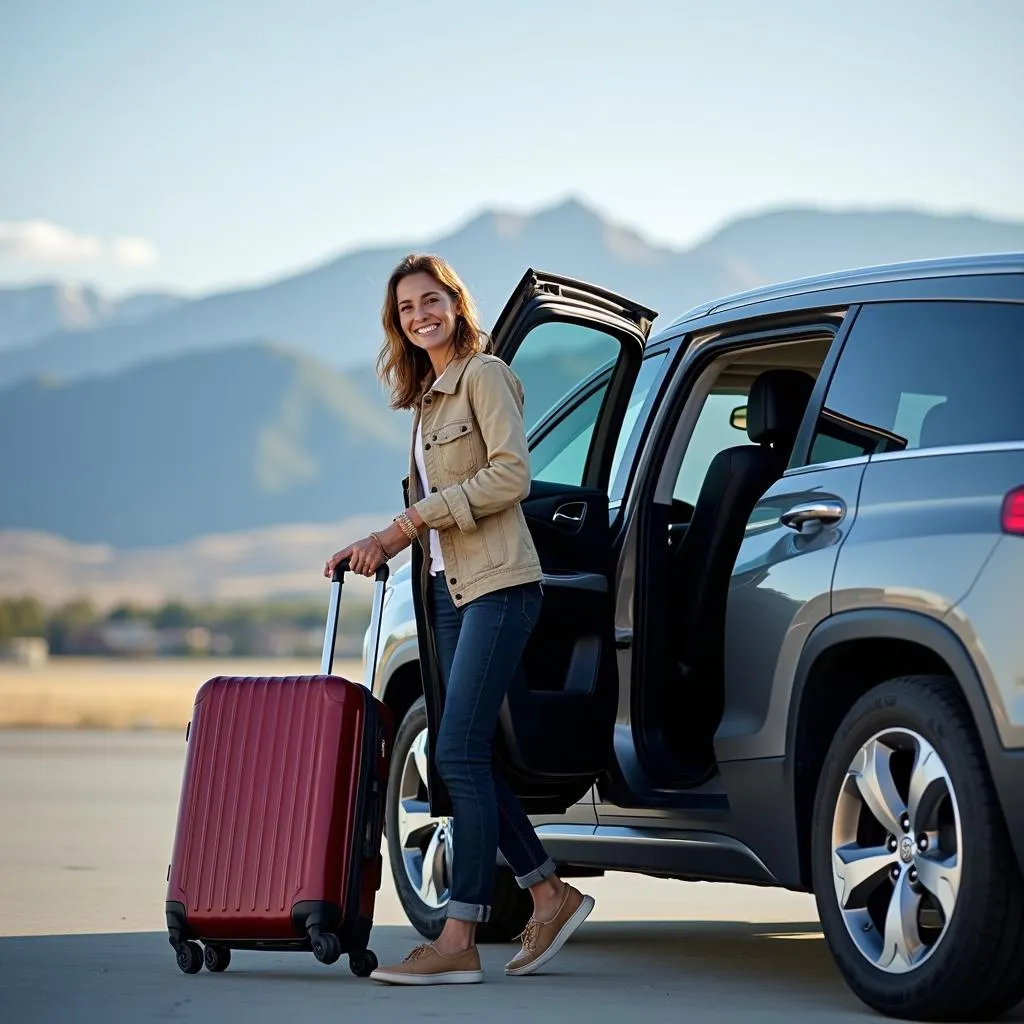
[808,301,1024,462]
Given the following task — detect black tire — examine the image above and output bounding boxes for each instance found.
[312,932,341,965]
[386,696,534,943]
[203,944,231,972]
[349,949,378,977]
[811,675,1024,1021]
[175,941,203,975]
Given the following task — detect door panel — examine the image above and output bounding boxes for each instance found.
[521,480,610,574]
[496,481,616,783]
[717,461,867,761]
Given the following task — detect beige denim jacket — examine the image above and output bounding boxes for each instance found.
[408,352,542,607]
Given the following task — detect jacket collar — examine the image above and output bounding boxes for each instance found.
[428,352,475,395]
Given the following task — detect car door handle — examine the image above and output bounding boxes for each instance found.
[780,499,846,532]
[552,502,587,529]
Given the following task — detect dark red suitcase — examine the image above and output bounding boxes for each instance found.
[165,560,392,976]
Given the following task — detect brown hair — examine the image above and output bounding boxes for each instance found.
[377,253,488,410]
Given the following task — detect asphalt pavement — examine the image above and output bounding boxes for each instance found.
[2,730,1018,1023]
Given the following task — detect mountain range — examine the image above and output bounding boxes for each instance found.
[2,198,1023,603]
[4,200,1024,390]
[0,282,182,353]
[0,343,406,546]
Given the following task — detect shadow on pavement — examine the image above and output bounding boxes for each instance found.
[2,922,1022,1023]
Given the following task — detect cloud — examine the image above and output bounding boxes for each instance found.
[0,220,101,262]
[109,237,158,267]
[0,220,158,267]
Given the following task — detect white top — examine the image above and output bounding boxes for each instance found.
[415,418,445,575]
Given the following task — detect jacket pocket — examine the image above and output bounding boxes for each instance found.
[454,512,508,578]
[430,419,476,477]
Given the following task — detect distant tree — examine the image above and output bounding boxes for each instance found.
[154,601,193,629]
[52,598,97,629]
[107,602,144,623]
[47,598,98,653]
[0,596,47,639]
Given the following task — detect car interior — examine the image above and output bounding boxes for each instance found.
[638,334,834,784]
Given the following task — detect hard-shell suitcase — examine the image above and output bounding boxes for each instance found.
[165,560,392,976]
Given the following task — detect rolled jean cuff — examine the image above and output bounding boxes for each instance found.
[446,900,491,923]
[515,857,557,890]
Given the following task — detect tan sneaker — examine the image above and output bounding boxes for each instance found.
[505,884,595,976]
[370,943,484,986]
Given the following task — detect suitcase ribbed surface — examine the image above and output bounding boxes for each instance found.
[168,675,365,938]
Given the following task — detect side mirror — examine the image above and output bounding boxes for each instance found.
[730,405,747,431]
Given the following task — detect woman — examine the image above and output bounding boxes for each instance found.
[324,253,595,985]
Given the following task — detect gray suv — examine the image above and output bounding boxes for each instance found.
[363,255,1024,1020]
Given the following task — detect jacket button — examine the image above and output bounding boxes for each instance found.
[461,425,468,432]
[455,594,462,601]
[431,434,437,441]
[449,578,457,585]
[430,486,438,493]
[424,443,431,451]
[424,397,432,405]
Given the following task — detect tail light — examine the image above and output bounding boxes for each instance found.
[1002,487,1024,535]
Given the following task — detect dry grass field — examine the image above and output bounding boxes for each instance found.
[0,656,365,730]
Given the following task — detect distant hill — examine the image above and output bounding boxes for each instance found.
[0,333,607,546]
[3,198,1024,558]
[0,282,182,352]
[4,200,1022,388]
[0,517,396,610]
[0,343,410,546]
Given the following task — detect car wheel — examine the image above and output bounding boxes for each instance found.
[385,696,533,943]
[812,675,1024,1020]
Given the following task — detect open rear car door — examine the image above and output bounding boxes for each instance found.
[417,269,656,815]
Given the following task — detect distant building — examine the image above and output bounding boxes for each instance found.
[99,619,158,656]
[0,636,49,666]
[252,625,325,658]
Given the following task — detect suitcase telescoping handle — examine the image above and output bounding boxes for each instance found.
[321,558,390,684]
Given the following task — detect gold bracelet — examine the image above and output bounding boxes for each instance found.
[369,531,393,559]
[393,513,419,541]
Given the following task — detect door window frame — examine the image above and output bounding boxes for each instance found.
[618,314,847,782]
[785,305,873,474]
[502,308,647,494]
[641,319,847,508]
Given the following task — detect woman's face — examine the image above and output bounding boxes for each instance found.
[396,272,459,355]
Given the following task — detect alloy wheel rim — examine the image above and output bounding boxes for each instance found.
[831,727,962,974]
[396,727,452,910]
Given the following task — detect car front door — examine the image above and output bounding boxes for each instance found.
[417,270,656,816]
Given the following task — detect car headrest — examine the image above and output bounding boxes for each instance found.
[918,400,956,450]
[747,369,816,446]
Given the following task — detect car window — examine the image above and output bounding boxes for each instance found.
[508,321,620,438]
[529,386,604,487]
[531,350,667,492]
[674,390,749,506]
[609,351,668,501]
[808,301,1024,463]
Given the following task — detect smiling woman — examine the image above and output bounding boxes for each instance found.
[375,254,489,412]
[323,253,595,985]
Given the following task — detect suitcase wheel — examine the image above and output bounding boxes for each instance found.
[203,944,231,972]
[349,950,378,978]
[312,932,342,965]
[175,941,203,975]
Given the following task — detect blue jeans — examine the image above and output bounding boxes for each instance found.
[429,573,557,923]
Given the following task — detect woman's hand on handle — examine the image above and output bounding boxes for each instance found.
[323,509,422,579]
[324,545,352,579]
[324,537,383,579]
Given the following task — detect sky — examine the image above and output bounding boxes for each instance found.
[1,0,1022,296]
